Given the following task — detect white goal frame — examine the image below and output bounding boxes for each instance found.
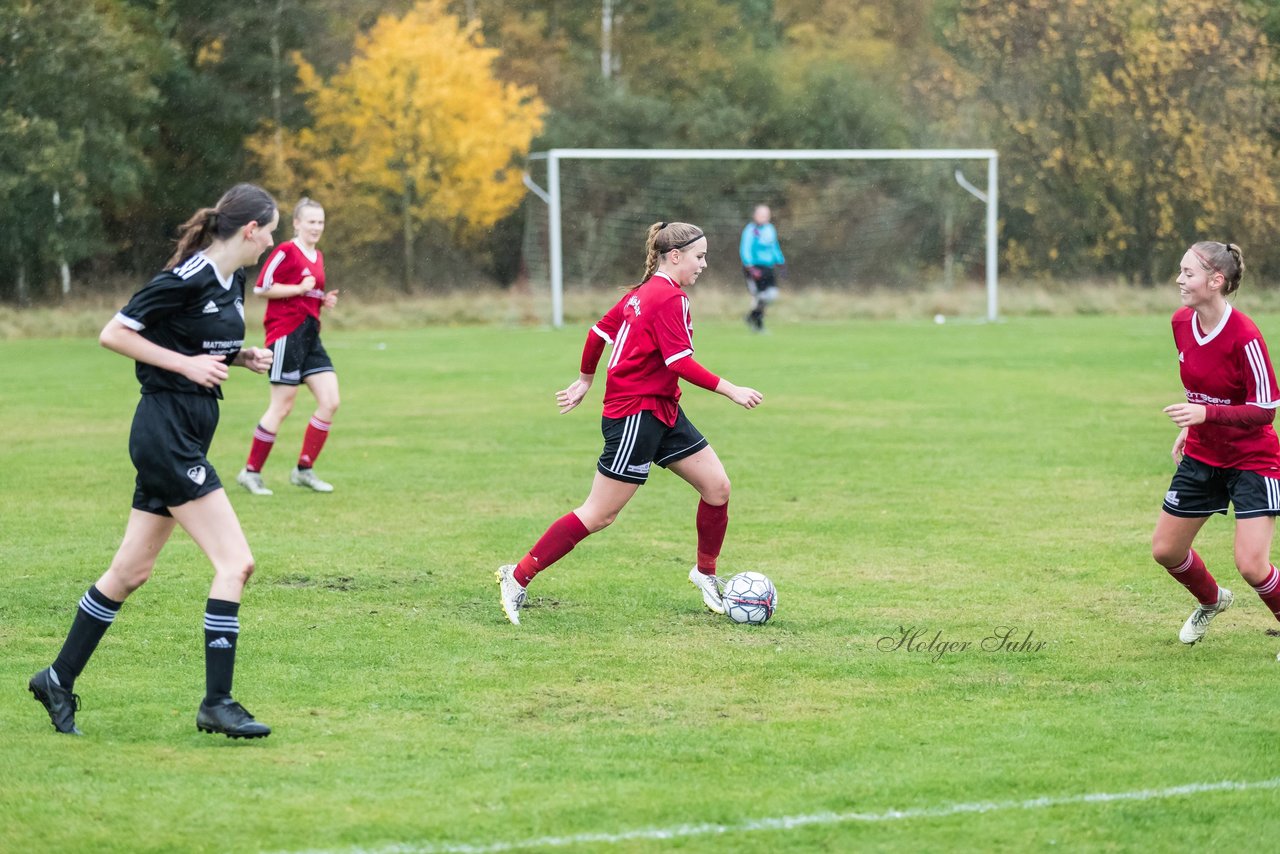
[525,148,999,327]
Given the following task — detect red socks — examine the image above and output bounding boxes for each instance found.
[1253,565,1280,621]
[1166,550,1220,606]
[245,424,276,473]
[298,416,331,469]
[695,499,728,574]
[512,499,728,588]
[515,512,590,586]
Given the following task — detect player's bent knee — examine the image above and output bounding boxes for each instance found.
[1151,540,1185,569]
[114,563,154,593]
[216,557,256,588]
[703,477,731,506]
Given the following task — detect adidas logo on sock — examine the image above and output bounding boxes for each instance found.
[207,636,233,649]
[202,300,219,314]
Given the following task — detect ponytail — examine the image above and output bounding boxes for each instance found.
[638,221,704,285]
[166,208,219,270]
[165,183,277,269]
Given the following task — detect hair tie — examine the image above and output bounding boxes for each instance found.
[207,210,220,226]
[658,222,668,229]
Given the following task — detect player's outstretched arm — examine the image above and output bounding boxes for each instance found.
[715,379,764,410]
[668,356,763,410]
[557,374,593,414]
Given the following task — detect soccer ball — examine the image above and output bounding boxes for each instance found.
[722,571,778,625]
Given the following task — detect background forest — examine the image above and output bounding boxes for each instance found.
[4,0,1280,302]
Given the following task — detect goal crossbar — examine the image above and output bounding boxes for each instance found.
[525,148,999,327]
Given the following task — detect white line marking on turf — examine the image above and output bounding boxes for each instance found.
[289,777,1280,854]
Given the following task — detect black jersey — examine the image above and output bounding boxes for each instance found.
[114,254,247,398]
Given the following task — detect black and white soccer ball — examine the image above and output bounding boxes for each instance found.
[722,571,777,625]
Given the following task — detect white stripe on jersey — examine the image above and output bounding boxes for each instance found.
[608,322,631,372]
[256,250,288,293]
[113,311,145,332]
[173,254,208,279]
[1245,339,1273,405]
[591,324,614,345]
[174,252,231,288]
[609,413,642,474]
[664,348,694,366]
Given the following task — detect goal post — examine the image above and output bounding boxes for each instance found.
[524,148,999,328]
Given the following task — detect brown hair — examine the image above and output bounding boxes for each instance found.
[640,221,705,282]
[166,183,278,269]
[1191,240,1245,297]
[293,196,324,223]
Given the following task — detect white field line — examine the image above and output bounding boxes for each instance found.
[285,777,1280,854]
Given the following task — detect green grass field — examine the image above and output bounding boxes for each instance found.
[3,315,1279,852]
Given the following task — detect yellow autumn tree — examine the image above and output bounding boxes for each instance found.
[946,0,1280,282]
[251,0,544,290]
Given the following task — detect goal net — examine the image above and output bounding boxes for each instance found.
[521,149,998,327]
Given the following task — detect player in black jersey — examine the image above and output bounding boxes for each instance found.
[29,184,280,739]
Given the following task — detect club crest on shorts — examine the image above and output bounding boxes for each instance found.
[187,465,207,486]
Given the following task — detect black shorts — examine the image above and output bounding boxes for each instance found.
[129,392,223,516]
[745,266,778,302]
[597,408,709,485]
[1162,455,1280,519]
[269,315,334,386]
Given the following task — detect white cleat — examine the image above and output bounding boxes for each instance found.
[1179,587,1234,644]
[689,567,725,615]
[236,468,273,496]
[496,564,527,625]
[290,467,334,493]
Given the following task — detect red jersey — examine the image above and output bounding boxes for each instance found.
[1173,304,1280,472]
[591,273,698,426]
[255,240,326,344]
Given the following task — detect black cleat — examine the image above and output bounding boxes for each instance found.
[197,698,271,739]
[29,667,82,735]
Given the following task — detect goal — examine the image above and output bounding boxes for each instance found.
[522,148,998,327]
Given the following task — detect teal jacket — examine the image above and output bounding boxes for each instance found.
[739,223,785,268]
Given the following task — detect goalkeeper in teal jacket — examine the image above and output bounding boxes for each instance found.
[739,204,785,332]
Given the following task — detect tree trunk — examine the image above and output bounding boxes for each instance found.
[270,0,285,181]
[402,187,415,292]
[601,0,613,80]
[16,260,28,306]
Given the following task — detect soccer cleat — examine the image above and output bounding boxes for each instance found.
[197,698,272,739]
[496,564,527,625]
[29,667,82,735]
[1179,587,1234,644]
[236,468,273,496]
[689,567,726,615]
[290,467,333,493]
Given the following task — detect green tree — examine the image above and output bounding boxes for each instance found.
[254,0,545,290]
[944,0,1280,282]
[0,0,160,301]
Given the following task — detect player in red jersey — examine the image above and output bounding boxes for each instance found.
[236,197,341,495]
[1151,241,1280,656]
[495,221,764,625]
